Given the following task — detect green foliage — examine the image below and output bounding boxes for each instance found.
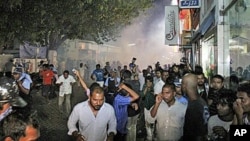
[0,0,153,50]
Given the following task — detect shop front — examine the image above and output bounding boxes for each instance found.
[194,0,250,83]
[228,0,250,81]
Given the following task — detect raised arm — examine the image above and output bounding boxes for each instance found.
[118,83,139,102]
[73,69,89,92]
[150,94,162,118]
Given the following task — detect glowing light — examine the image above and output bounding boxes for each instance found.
[128,43,136,47]
[171,0,178,5]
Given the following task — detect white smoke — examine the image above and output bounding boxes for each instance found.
[109,0,183,69]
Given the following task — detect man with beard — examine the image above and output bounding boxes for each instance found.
[150,83,187,141]
[67,85,117,141]
[208,74,225,116]
[196,72,209,103]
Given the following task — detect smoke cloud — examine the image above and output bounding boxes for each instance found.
[109,0,183,69]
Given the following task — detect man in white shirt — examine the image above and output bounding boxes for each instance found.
[153,69,165,95]
[56,70,76,117]
[207,89,236,140]
[67,85,117,141]
[150,83,187,141]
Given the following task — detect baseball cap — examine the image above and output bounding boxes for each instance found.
[174,79,182,87]
[12,67,23,74]
[174,82,181,87]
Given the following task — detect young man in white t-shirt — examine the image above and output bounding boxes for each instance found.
[207,89,237,140]
[56,70,76,118]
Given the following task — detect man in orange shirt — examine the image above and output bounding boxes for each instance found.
[40,64,54,102]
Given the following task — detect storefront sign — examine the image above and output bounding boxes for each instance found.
[165,6,179,45]
[179,0,201,9]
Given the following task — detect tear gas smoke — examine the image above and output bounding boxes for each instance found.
[109,0,183,69]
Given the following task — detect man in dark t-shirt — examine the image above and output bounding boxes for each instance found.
[182,73,209,141]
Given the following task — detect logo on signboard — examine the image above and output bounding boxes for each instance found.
[165,6,179,45]
[165,10,176,41]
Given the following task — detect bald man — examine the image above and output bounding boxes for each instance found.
[181,73,210,141]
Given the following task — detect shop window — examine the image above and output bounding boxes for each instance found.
[229,0,250,82]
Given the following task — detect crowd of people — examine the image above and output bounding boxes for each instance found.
[1,57,250,141]
[67,57,250,141]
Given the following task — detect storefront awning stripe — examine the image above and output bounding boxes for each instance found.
[200,12,215,35]
[191,10,215,42]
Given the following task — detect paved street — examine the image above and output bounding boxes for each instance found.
[32,84,88,141]
[32,82,146,141]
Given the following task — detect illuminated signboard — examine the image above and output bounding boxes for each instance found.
[179,0,201,9]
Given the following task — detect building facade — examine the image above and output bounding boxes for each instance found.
[190,0,250,82]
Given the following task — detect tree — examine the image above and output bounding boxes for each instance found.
[0,0,153,50]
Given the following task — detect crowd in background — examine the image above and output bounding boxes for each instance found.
[1,56,250,141]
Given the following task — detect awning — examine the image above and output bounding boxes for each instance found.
[200,11,215,35]
[191,10,215,42]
